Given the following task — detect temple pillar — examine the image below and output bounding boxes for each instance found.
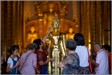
[1,1,24,59]
[79,1,111,54]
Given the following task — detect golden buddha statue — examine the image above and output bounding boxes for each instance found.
[43,3,55,29]
[66,27,74,40]
[27,26,38,43]
[47,14,66,74]
[50,14,60,74]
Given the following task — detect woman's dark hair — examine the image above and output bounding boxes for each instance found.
[33,39,42,50]
[66,39,77,51]
[74,33,85,46]
[102,44,111,52]
[27,43,37,50]
[9,45,19,54]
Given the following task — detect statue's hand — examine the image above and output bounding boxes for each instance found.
[58,62,64,68]
[48,26,53,32]
[48,58,54,62]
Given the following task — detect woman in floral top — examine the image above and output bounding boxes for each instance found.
[58,39,80,74]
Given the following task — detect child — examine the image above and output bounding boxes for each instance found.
[6,45,19,74]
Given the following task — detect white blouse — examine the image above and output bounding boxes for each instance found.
[75,46,89,67]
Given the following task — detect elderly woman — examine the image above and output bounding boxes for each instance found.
[58,39,80,74]
[18,43,37,74]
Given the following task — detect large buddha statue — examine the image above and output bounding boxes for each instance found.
[43,3,55,29]
[47,14,66,74]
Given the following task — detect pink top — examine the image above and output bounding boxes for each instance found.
[19,50,37,74]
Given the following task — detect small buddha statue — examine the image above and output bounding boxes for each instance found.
[27,26,38,43]
[66,27,74,40]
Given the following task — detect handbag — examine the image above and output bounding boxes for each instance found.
[86,47,93,73]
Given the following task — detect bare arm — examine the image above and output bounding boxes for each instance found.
[47,45,51,52]
[39,58,54,66]
[58,56,72,68]
[39,60,49,66]
[6,63,18,72]
[6,63,12,72]
[58,62,64,68]
[95,63,99,67]
[91,60,99,67]
[42,26,52,43]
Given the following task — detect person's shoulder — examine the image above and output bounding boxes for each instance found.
[14,56,18,61]
[32,52,36,54]
[7,57,12,60]
[20,52,27,58]
[76,46,87,51]
[98,50,107,56]
[7,57,13,63]
[32,52,37,56]
[22,52,27,55]
[100,50,106,54]
[34,50,39,53]
[68,54,74,59]
[76,45,86,48]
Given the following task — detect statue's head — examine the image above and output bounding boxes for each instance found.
[52,13,60,29]
[30,26,35,32]
[48,2,54,12]
[68,27,73,33]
